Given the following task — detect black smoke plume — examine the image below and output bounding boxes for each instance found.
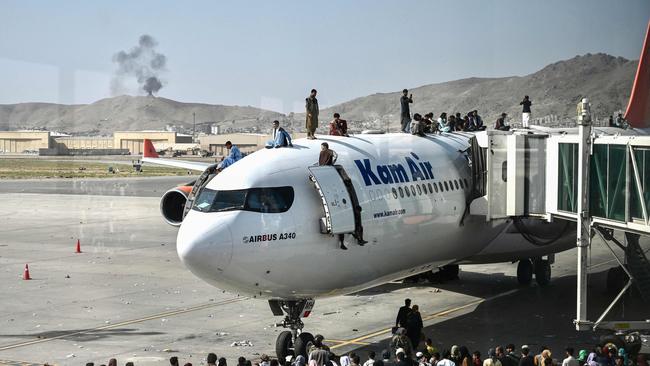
[112,35,167,96]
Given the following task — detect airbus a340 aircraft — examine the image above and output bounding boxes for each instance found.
[143,21,650,360]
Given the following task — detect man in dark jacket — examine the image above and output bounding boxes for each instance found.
[520,95,532,128]
[519,346,535,366]
[406,305,423,349]
[395,299,411,328]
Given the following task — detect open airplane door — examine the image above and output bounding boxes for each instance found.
[308,166,356,235]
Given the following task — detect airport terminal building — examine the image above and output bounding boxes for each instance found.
[0,130,306,156]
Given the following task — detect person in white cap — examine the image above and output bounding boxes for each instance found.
[395,349,409,366]
[417,352,431,366]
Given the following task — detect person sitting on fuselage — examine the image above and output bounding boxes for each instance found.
[266,120,293,148]
[438,113,450,133]
[217,141,242,171]
[410,113,426,137]
[495,113,511,131]
[329,113,349,136]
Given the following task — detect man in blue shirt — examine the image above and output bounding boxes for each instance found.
[217,141,242,170]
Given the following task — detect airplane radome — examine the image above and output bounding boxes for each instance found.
[142,132,576,360]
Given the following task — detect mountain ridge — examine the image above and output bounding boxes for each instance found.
[0,53,638,134]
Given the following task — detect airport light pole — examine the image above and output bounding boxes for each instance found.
[193,112,196,142]
[575,97,592,331]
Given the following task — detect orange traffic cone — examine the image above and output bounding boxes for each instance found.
[75,239,82,254]
[23,264,31,280]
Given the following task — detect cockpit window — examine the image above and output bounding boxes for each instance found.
[192,187,294,213]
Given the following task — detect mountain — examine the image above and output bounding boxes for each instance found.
[310,53,637,130]
[0,53,638,134]
[0,95,284,135]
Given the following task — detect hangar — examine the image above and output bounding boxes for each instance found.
[0,131,52,153]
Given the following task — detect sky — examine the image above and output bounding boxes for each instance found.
[0,1,648,113]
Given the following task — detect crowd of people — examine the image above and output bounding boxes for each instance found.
[400,89,533,135]
[63,340,650,366]
[63,300,648,366]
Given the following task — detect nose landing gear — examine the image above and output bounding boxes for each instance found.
[269,299,316,360]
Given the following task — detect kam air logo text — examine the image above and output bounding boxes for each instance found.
[354,153,434,186]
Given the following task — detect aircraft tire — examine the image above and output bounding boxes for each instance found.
[534,260,551,287]
[294,332,315,357]
[600,334,625,351]
[275,331,293,360]
[517,259,533,285]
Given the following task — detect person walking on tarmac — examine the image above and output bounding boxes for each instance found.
[406,304,424,349]
[306,89,319,139]
[395,299,412,329]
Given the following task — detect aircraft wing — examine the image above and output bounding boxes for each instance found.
[141,139,212,172]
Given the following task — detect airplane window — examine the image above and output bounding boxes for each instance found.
[369,190,375,201]
[405,186,411,197]
[392,187,398,199]
[444,181,449,191]
[417,185,422,195]
[454,180,459,190]
[458,179,463,189]
[246,187,294,213]
[422,184,427,194]
[438,182,444,192]
[193,187,294,213]
[433,183,438,193]
[410,185,416,196]
[398,187,404,198]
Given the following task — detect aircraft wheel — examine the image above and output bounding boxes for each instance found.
[534,260,551,287]
[600,334,624,351]
[294,332,314,357]
[275,331,293,361]
[517,259,533,285]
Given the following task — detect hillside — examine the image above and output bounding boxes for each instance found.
[309,53,637,130]
[0,53,638,134]
[0,96,284,135]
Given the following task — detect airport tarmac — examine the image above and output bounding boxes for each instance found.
[0,177,647,365]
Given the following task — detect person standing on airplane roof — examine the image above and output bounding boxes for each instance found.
[400,89,413,133]
[306,89,319,140]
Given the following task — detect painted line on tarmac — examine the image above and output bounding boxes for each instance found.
[325,339,371,346]
[0,360,43,366]
[329,288,519,350]
[0,297,247,352]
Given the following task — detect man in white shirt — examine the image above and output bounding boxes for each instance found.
[363,351,376,366]
[562,348,579,366]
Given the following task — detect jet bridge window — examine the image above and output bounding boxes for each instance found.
[192,187,294,213]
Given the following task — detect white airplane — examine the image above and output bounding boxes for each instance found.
[142,21,650,360]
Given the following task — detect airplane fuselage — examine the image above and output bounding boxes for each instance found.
[176,133,534,299]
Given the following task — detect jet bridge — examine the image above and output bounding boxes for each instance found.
[468,99,650,338]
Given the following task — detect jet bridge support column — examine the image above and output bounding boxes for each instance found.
[575,98,593,331]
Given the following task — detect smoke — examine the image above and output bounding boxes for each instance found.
[111,34,167,96]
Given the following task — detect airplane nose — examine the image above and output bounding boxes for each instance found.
[176,211,234,279]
